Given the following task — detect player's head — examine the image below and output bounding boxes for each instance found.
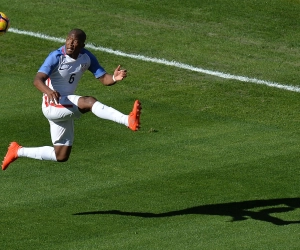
[65,29,86,59]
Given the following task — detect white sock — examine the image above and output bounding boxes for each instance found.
[91,101,129,126]
[18,146,57,161]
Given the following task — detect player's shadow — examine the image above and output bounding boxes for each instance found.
[73,198,300,226]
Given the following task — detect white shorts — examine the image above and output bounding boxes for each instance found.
[42,95,82,146]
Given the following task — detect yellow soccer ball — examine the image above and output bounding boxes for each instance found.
[0,12,10,36]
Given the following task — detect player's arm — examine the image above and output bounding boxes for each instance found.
[33,72,60,104]
[86,49,127,86]
[98,65,127,86]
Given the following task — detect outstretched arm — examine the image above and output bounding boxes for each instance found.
[33,72,61,104]
[98,65,127,86]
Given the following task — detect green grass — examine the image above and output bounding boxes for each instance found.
[1,0,300,249]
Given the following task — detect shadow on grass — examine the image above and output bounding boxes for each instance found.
[73,198,300,226]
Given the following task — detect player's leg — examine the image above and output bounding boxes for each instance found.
[1,142,57,170]
[2,144,71,170]
[47,119,74,161]
[2,115,75,170]
[77,96,142,131]
[54,145,72,162]
[13,145,71,163]
[18,119,73,161]
[19,110,75,162]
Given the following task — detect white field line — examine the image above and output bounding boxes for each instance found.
[9,28,300,93]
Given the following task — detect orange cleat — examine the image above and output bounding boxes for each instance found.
[2,142,22,170]
[128,100,141,131]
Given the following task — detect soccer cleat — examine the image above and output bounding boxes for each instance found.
[128,100,142,131]
[2,142,22,170]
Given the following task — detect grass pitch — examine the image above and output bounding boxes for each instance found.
[0,0,299,249]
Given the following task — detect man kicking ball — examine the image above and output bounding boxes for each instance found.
[2,28,141,170]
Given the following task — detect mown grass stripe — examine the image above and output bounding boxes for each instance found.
[9,27,300,93]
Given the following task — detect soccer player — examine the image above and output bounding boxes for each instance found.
[2,28,141,170]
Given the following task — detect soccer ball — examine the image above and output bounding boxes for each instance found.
[0,12,10,35]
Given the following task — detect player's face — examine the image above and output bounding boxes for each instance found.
[65,33,85,59]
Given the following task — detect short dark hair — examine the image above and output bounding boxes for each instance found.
[68,29,86,42]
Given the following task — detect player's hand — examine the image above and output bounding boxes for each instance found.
[46,90,61,105]
[113,65,127,81]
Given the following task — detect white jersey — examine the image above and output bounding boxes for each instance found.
[38,45,106,108]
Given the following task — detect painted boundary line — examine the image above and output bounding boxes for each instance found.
[9,28,300,93]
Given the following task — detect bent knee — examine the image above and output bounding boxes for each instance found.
[83,96,97,104]
[81,96,97,107]
[78,96,97,113]
[54,145,72,162]
[56,155,69,162]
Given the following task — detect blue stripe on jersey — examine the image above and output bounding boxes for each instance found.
[82,48,106,78]
[38,48,63,76]
[38,46,106,78]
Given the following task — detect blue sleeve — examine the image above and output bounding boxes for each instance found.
[84,49,106,78]
[38,49,62,75]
